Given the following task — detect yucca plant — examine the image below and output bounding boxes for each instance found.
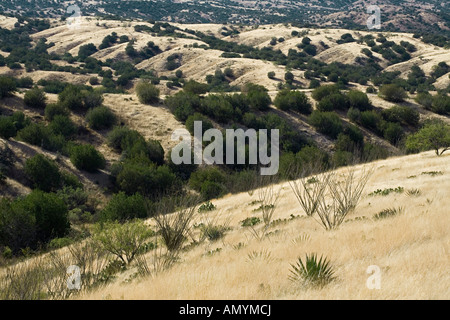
[289,253,335,287]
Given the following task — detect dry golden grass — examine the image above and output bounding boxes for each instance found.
[80,150,450,300]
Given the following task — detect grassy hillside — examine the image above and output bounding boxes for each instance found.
[0,16,449,300]
[77,151,449,300]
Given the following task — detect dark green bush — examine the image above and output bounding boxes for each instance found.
[17,123,66,152]
[44,103,70,121]
[415,92,433,109]
[0,76,16,98]
[24,87,47,109]
[16,190,69,243]
[112,160,175,197]
[347,90,372,111]
[308,111,343,139]
[381,105,419,127]
[49,115,77,138]
[82,91,104,109]
[0,198,36,253]
[274,89,312,114]
[0,117,17,139]
[100,192,148,221]
[200,181,226,201]
[189,166,226,192]
[136,81,160,104]
[70,144,106,172]
[244,83,271,111]
[431,94,450,115]
[182,80,208,95]
[86,106,117,130]
[165,91,201,122]
[311,85,339,101]
[185,113,214,135]
[379,84,407,102]
[24,154,62,192]
[316,93,349,111]
[58,85,85,110]
[383,122,404,145]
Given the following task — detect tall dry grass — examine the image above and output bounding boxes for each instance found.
[77,151,449,300]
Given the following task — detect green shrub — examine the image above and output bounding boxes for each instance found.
[136,81,160,104]
[405,120,450,156]
[82,91,104,109]
[49,115,77,138]
[415,92,433,109]
[308,111,343,139]
[285,72,294,82]
[113,161,175,197]
[17,190,69,243]
[316,93,349,111]
[381,105,419,127]
[311,85,339,101]
[182,80,208,95]
[100,192,148,222]
[107,126,132,150]
[16,77,33,88]
[379,84,407,102]
[58,85,85,110]
[0,198,36,253]
[93,220,154,264]
[0,117,17,139]
[274,89,312,114]
[267,71,276,79]
[189,166,226,192]
[241,216,261,227]
[44,104,70,121]
[200,180,226,201]
[17,123,66,152]
[244,83,271,111]
[165,91,201,122]
[383,122,404,145]
[359,110,384,134]
[86,106,117,130]
[24,87,47,109]
[200,94,235,123]
[25,154,62,192]
[431,94,450,115]
[89,77,99,85]
[347,90,371,111]
[70,144,106,172]
[78,43,97,60]
[185,113,214,135]
[0,76,16,98]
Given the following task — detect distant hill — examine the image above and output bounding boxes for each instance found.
[0,0,449,34]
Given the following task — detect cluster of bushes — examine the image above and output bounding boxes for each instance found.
[205,68,239,92]
[0,112,30,139]
[415,92,450,115]
[108,126,174,197]
[370,36,411,64]
[313,85,372,112]
[165,82,271,124]
[274,89,312,114]
[135,80,160,104]
[347,106,412,145]
[0,190,70,254]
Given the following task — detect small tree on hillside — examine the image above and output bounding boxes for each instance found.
[405,120,450,156]
[135,81,160,104]
[24,87,47,109]
[379,84,407,102]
